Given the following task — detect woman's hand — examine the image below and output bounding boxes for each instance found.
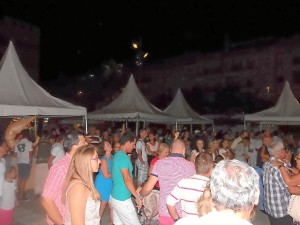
[135,195,143,210]
[136,186,142,194]
[272,159,283,168]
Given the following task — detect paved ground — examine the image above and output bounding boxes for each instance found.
[13,190,110,225]
[13,162,271,225]
[13,190,270,225]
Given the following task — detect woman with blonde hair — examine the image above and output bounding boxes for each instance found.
[62,145,101,225]
[148,143,170,189]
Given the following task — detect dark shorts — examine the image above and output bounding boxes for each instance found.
[18,163,31,180]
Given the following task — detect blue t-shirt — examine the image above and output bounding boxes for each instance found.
[111,150,133,201]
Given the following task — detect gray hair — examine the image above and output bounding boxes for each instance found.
[268,141,284,157]
[63,131,82,152]
[210,159,259,211]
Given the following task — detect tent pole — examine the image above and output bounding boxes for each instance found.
[143,120,146,129]
[260,122,262,132]
[126,120,128,128]
[134,117,139,179]
[34,117,37,136]
[135,116,139,136]
[84,114,88,134]
[175,121,178,131]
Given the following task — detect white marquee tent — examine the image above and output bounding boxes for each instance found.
[164,89,213,130]
[88,75,175,134]
[0,42,87,126]
[244,82,300,128]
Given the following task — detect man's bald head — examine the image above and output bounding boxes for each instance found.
[171,139,186,154]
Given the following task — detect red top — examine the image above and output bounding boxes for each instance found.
[150,156,160,189]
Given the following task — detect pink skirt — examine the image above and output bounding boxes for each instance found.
[159,215,174,225]
[0,208,14,225]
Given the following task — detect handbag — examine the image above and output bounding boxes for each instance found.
[288,194,300,222]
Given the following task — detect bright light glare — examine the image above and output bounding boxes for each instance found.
[132,43,138,49]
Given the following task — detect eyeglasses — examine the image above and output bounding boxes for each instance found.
[91,156,99,161]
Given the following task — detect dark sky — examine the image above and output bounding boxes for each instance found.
[1,1,300,83]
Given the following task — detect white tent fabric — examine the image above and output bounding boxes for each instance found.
[164,89,213,125]
[0,41,86,117]
[88,75,174,122]
[244,82,300,124]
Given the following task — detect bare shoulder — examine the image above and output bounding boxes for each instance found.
[67,180,90,196]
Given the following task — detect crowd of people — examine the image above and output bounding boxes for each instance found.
[0,123,300,225]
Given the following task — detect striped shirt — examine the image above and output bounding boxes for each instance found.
[166,174,209,217]
[151,153,195,217]
[263,157,290,218]
[42,154,71,225]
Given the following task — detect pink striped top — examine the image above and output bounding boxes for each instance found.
[151,153,195,217]
[42,154,71,225]
[166,174,210,217]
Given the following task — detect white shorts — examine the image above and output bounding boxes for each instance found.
[109,196,140,225]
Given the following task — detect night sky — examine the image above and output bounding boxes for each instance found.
[1,1,300,83]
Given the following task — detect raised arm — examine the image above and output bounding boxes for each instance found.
[279,166,300,186]
[273,160,300,186]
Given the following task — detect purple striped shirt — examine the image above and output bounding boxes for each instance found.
[152,153,195,217]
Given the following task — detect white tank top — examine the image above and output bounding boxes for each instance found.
[65,180,101,225]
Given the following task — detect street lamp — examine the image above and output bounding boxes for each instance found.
[132,42,139,49]
[143,52,149,58]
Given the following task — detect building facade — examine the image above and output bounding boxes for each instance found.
[133,35,300,102]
